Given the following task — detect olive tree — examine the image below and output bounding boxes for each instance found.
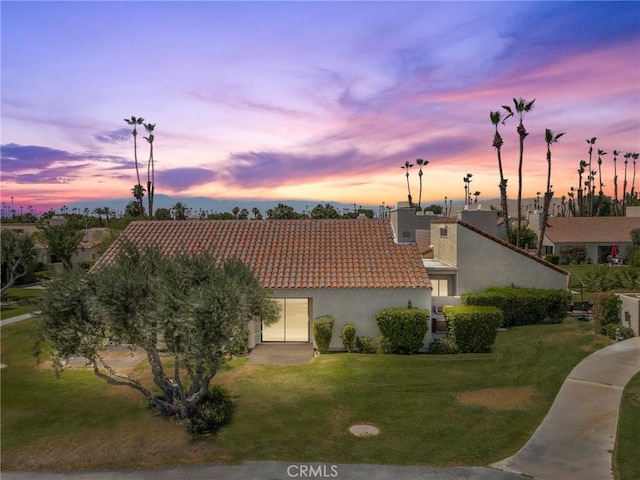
[36,244,279,420]
[1,229,37,294]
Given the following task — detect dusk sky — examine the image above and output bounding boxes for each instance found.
[1,1,639,213]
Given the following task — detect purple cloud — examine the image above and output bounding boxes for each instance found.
[95,128,131,144]
[1,143,131,184]
[155,167,219,191]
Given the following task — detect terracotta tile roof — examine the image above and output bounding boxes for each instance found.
[80,228,111,249]
[544,217,640,244]
[97,219,431,290]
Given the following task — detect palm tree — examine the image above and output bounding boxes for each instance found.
[92,207,105,226]
[585,137,597,216]
[623,152,631,214]
[143,122,156,219]
[232,206,240,219]
[490,110,511,238]
[463,173,473,206]
[415,158,429,209]
[577,160,587,216]
[473,191,481,204]
[124,116,145,212]
[172,202,189,220]
[105,208,116,225]
[401,161,414,206]
[631,153,639,205]
[503,98,535,247]
[613,150,620,216]
[537,129,565,257]
[131,184,146,208]
[596,149,607,216]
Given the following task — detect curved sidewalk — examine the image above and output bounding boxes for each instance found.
[492,336,640,480]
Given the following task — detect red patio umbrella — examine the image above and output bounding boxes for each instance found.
[611,244,619,257]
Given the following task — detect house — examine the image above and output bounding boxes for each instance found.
[97,218,432,350]
[0,220,111,269]
[529,215,640,264]
[389,204,570,335]
[73,228,112,266]
[97,203,571,351]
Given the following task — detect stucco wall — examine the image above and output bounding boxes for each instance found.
[431,222,458,267]
[617,293,640,336]
[251,287,432,350]
[454,224,569,292]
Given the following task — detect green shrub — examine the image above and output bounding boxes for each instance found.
[355,336,375,354]
[444,306,502,353]
[462,287,570,326]
[429,337,459,354]
[602,324,636,341]
[341,324,357,352]
[376,335,390,354]
[545,253,560,265]
[375,307,429,354]
[186,385,234,436]
[592,292,622,334]
[312,316,334,353]
[627,249,640,268]
[560,244,587,264]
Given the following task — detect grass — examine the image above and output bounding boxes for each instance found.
[0,287,43,320]
[614,371,640,480]
[0,316,621,471]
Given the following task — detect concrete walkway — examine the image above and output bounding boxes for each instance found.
[2,338,638,480]
[0,311,41,327]
[247,343,314,365]
[492,336,640,480]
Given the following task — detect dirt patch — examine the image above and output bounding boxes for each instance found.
[1,415,232,471]
[457,386,539,410]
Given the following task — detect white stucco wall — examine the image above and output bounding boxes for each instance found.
[454,224,569,292]
[251,287,432,350]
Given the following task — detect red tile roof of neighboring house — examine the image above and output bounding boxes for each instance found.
[543,217,640,244]
[80,228,111,249]
[97,219,431,290]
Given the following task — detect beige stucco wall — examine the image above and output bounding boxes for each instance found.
[430,223,458,267]
[617,293,640,336]
[250,287,432,350]
[440,223,569,293]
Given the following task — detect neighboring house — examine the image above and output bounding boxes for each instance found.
[73,228,112,266]
[0,222,111,270]
[529,215,640,264]
[97,219,432,350]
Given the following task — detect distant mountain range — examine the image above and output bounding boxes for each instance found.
[64,194,565,218]
[65,194,382,217]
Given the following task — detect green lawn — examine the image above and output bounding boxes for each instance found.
[1,287,43,320]
[0,316,626,471]
[614,370,640,480]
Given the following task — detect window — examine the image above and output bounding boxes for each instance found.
[431,279,449,296]
[440,227,447,238]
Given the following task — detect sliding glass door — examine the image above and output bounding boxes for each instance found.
[262,298,309,342]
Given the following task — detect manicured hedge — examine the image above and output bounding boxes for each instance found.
[341,324,357,352]
[461,287,571,327]
[592,292,622,335]
[375,307,429,354]
[443,305,503,353]
[312,316,334,353]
